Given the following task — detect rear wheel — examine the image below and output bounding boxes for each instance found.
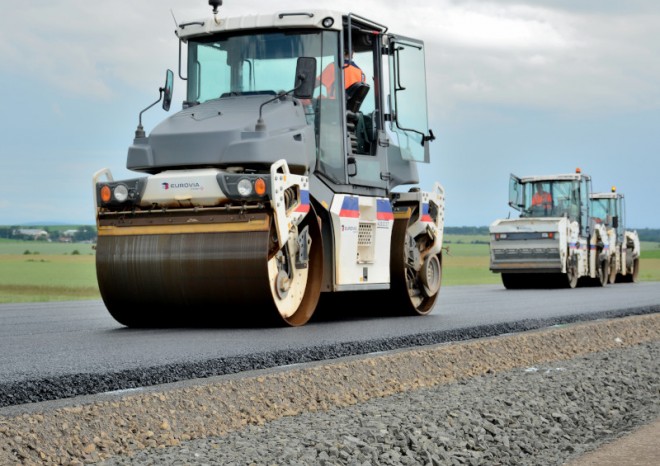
[608,256,617,284]
[629,257,640,283]
[388,216,442,315]
[362,214,441,316]
[594,256,609,287]
[618,249,640,283]
[565,259,579,289]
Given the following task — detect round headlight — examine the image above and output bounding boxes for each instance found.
[237,178,253,197]
[113,184,129,202]
[322,17,334,28]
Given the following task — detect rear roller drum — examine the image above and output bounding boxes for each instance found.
[384,215,442,316]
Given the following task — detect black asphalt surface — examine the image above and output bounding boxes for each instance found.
[1,282,659,408]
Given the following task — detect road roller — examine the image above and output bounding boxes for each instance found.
[93,1,445,327]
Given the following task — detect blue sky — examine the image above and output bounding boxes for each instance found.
[1,0,659,228]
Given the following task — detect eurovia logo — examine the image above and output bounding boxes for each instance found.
[160,181,203,190]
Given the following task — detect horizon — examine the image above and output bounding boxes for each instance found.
[3,222,660,232]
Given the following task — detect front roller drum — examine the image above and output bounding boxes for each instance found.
[96,212,323,327]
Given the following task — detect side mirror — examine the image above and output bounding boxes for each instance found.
[612,216,619,228]
[293,57,317,100]
[136,69,175,138]
[162,69,174,111]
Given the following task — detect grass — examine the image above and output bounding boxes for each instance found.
[638,242,660,282]
[441,239,501,285]
[0,239,98,303]
[0,236,657,303]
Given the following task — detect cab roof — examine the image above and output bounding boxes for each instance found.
[176,10,385,41]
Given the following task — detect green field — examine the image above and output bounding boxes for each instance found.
[0,236,658,303]
[0,239,98,303]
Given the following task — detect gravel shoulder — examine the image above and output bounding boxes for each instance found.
[1,313,658,465]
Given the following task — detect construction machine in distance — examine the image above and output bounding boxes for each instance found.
[92,1,445,327]
[590,187,640,283]
[489,168,610,289]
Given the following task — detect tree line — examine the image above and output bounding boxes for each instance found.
[0,225,97,242]
[2,225,659,243]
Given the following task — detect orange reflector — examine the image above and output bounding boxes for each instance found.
[548,232,554,239]
[100,185,111,203]
[254,178,266,196]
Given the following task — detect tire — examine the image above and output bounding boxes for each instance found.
[594,257,609,287]
[608,256,617,284]
[565,263,579,289]
[387,216,442,315]
[630,257,640,283]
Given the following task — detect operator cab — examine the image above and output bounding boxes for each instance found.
[175,11,434,196]
[508,170,592,236]
[590,190,626,242]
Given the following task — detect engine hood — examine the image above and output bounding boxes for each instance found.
[126,95,315,174]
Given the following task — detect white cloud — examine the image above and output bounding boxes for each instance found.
[3,0,659,114]
[427,4,574,50]
[425,4,660,114]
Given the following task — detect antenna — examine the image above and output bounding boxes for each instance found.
[170,9,179,28]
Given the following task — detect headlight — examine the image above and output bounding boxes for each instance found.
[237,178,253,197]
[113,184,129,202]
[322,17,334,28]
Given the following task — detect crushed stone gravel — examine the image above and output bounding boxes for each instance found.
[0,313,658,465]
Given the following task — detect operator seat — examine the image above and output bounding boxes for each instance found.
[346,82,370,113]
[345,82,371,154]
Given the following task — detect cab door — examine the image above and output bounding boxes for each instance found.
[387,35,432,164]
[508,174,523,210]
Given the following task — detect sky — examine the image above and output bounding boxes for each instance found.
[1,0,659,228]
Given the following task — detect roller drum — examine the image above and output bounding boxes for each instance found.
[96,230,279,327]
